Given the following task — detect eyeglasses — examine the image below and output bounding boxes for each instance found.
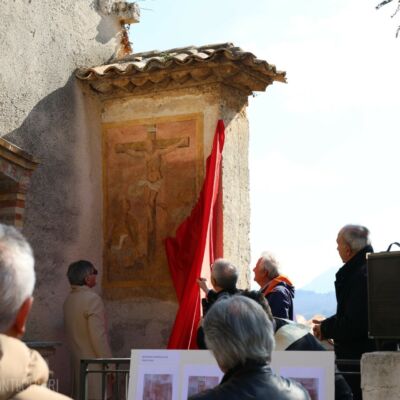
[89,268,98,276]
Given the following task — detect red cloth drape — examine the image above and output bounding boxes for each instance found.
[165,120,225,349]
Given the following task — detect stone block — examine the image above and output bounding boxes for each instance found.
[361,352,400,400]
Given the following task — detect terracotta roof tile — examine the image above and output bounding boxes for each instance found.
[76,43,286,95]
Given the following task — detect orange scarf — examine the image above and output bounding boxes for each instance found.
[262,275,293,296]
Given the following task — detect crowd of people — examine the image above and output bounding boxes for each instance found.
[0,223,376,399]
[195,224,374,400]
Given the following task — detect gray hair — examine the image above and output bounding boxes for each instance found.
[203,295,275,371]
[259,252,280,279]
[212,258,238,290]
[0,224,35,332]
[67,260,96,286]
[340,225,371,253]
[239,290,274,323]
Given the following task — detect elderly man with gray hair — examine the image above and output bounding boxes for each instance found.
[253,252,295,320]
[313,224,376,400]
[196,258,240,349]
[197,258,239,315]
[0,224,71,400]
[189,295,310,399]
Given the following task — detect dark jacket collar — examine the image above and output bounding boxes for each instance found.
[336,245,373,281]
[221,359,269,384]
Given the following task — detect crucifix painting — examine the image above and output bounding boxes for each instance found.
[102,115,203,297]
[115,126,190,263]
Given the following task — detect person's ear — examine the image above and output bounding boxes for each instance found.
[345,244,353,259]
[5,297,33,339]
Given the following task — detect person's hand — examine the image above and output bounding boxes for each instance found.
[197,277,209,294]
[312,319,323,340]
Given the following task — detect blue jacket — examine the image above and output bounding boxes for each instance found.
[262,278,295,320]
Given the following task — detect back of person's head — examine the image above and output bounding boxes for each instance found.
[67,260,96,286]
[259,252,280,279]
[340,225,371,253]
[239,289,274,323]
[211,258,238,290]
[0,224,35,333]
[203,295,275,371]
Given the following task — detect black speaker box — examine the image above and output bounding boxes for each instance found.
[367,251,400,339]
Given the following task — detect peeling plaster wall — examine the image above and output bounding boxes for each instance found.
[0,1,252,392]
[0,1,120,134]
[101,83,250,355]
[0,0,121,394]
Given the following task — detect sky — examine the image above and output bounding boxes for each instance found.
[131,0,400,288]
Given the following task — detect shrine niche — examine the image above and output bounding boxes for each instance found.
[102,114,203,297]
[0,138,39,228]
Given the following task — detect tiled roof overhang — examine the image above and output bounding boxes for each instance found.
[75,43,286,97]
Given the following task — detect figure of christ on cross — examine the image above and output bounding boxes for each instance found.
[115,124,190,262]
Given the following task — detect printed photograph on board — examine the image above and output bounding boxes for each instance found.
[187,375,220,397]
[279,366,324,400]
[291,377,319,400]
[142,373,173,400]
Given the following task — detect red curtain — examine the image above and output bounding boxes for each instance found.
[165,120,225,349]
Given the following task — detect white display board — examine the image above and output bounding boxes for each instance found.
[271,351,334,400]
[127,349,334,400]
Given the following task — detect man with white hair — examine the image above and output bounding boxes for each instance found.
[189,296,310,400]
[313,224,376,400]
[0,223,70,399]
[253,252,295,320]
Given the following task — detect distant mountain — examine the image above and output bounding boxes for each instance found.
[295,289,336,320]
[300,266,338,294]
[294,267,338,319]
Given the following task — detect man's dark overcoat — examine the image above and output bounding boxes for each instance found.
[321,245,376,359]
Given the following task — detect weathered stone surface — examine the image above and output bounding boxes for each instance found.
[362,352,400,400]
[1,1,283,396]
[97,81,252,355]
[98,0,140,24]
[0,0,122,394]
[106,299,178,353]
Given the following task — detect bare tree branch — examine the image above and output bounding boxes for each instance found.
[390,1,400,17]
[376,0,395,10]
[376,0,400,36]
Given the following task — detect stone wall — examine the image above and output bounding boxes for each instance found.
[219,85,251,286]
[0,2,253,395]
[0,0,122,394]
[99,82,251,355]
[362,352,400,400]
